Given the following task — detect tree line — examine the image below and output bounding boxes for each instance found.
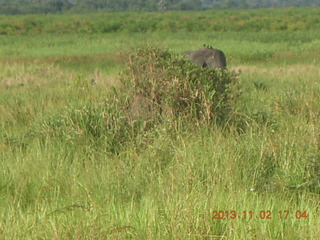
[0,0,319,14]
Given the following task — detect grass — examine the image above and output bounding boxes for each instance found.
[1,8,320,35]
[1,10,320,239]
[1,31,319,69]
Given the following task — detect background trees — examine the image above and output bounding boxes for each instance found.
[0,0,318,14]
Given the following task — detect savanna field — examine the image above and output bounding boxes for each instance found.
[1,7,320,239]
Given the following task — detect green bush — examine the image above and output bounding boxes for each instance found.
[121,47,240,125]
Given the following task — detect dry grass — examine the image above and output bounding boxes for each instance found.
[0,61,120,90]
[0,62,68,89]
[232,64,320,75]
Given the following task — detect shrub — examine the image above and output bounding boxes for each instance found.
[120,47,240,125]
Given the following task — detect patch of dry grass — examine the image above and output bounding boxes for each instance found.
[0,60,120,91]
[0,62,68,89]
[232,64,320,75]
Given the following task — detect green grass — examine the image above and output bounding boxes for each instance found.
[0,7,320,35]
[1,10,320,239]
[1,31,319,68]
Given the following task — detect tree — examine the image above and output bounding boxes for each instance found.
[0,0,320,14]
[238,0,248,8]
[158,0,168,10]
[224,0,238,8]
[49,0,73,12]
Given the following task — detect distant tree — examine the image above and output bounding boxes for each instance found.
[0,0,320,14]
[158,0,168,10]
[238,0,248,8]
[224,0,238,8]
[179,0,203,10]
[49,0,73,12]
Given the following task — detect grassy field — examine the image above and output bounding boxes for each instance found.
[0,7,320,34]
[1,8,320,239]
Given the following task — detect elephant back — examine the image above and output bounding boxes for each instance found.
[188,47,227,69]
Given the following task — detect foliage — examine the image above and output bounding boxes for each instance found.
[1,14,320,239]
[121,47,240,124]
[34,47,240,155]
[0,7,320,35]
[0,0,319,14]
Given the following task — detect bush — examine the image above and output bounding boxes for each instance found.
[120,47,240,125]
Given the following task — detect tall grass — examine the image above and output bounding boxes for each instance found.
[1,12,320,239]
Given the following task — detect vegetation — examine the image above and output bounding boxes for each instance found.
[121,47,239,124]
[0,0,319,14]
[1,7,320,239]
[1,7,320,35]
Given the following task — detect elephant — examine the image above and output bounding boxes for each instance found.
[184,46,227,69]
